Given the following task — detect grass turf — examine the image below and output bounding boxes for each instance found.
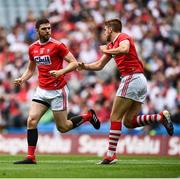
[0,155,179,178]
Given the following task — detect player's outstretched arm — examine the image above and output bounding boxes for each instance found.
[49,52,78,78]
[14,60,36,86]
[78,54,111,71]
[100,40,130,55]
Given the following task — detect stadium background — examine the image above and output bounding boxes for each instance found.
[0,0,179,157]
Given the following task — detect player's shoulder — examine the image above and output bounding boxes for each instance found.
[119,33,130,39]
[29,40,39,47]
[50,38,63,46]
[50,38,68,51]
[29,40,39,49]
[117,33,132,43]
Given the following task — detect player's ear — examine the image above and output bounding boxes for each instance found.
[109,27,113,33]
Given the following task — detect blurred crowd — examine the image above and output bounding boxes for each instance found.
[0,0,179,133]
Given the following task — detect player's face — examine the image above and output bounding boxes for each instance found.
[104,26,112,42]
[38,23,51,42]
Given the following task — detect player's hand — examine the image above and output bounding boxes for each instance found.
[76,62,85,71]
[49,70,63,78]
[100,45,107,53]
[14,78,23,86]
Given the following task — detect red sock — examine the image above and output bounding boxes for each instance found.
[81,111,92,122]
[27,146,36,159]
[131,113,163,128]
[107,121,122,157]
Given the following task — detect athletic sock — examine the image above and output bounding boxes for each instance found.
[107,121,122,157]
[131,114,163,128]
[27,128,38,159]
[70,111,92,128]
[27,146,36,160]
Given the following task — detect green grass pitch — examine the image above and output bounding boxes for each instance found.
[0,155,179,178]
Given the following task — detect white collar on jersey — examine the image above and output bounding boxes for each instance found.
[38,37,51,45]
[112,33,121,44]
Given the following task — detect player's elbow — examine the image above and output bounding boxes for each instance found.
[117,47,129,54]
[124,49,129,54]
[122,47,129,54]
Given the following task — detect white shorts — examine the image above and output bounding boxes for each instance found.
[116,73,147,103]
[32,86,69,111]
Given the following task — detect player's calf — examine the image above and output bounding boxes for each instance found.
[125,110,174,136]
[69,109,100,130]
[123,119,134,129]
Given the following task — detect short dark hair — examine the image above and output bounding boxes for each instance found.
[104,19,122,32]
[35,18,50,29]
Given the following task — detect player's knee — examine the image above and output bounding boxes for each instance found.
[123,120,134,129]
[27,115,38,128]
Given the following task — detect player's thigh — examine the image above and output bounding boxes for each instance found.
[110,96,134,121]
[28,101,49,128]
[53,110,72,132]
[117,73,147,104]
[50,86,69,111]
[123,101,142,127]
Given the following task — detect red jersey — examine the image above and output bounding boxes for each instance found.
[29,38,69,90]
[107,33,143,76]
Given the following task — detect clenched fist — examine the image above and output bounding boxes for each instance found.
[76,62,85,71]
[49,70,63,78]
[14,78,23,86]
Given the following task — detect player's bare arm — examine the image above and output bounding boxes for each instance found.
[78,54,111,71]
[100,40,130,55]
[49,52,78,78]
[14,60,36,86]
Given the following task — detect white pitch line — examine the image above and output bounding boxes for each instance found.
[0,159,180,165]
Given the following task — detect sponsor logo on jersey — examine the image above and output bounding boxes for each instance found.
[34,55,51,65]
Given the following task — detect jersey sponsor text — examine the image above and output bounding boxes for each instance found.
[34,55,51,65]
